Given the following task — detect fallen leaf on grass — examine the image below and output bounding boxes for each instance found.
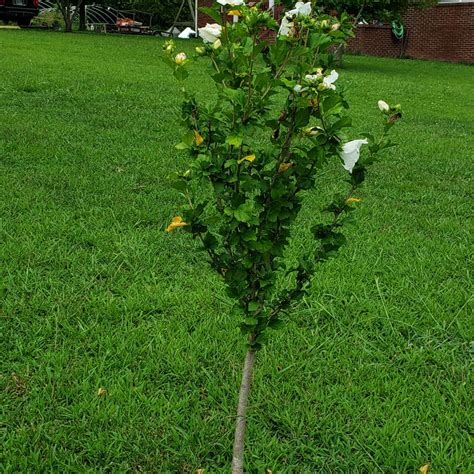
[97,387,107,397]
[10,373,27,395]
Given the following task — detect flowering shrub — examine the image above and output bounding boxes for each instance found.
[163,1,401,471]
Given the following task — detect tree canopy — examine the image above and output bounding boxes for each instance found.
[279,0,436,22]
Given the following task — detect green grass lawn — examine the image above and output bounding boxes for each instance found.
[0,30,472,472]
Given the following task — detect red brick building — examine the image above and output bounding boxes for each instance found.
[197,1,474,63]
[348,2,474,63]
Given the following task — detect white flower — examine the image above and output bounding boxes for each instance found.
[278,16,294,36]
[279,1,311,36]
[331,23,340,31]
[198,23,222,43]
[323,70,338,90]
[378,100,390,112]
[292,1,312,16]
[217,0,244,5]
[305,70,323,82]
[174,52,187,65]
[293,84,308,94]
[340,139,368,173]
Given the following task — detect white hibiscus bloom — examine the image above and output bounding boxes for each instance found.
[305,69,323,82]
[198,23,222,43]
[340,139,368,173]
[292,1,312,16]
[323,70,338,90]
[217,0,244,5]
[293,84,308,94]
[378,100,390,112]
[279,1,311,36]
[278,16,294,36]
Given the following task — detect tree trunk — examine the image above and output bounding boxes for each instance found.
[64,15,72,32]
[231,348,256,474]
[79,1,86,31]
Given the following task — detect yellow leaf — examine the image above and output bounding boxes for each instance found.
[278,162,293,173]
[419,464,430,474]
[166,216,189,232]
[97,387,107,397]
[194,130,204,146]
[238,154,256,164]
[346,197,362,204]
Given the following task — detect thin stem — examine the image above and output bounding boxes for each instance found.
[231,343,256,474]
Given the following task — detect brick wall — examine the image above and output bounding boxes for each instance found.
[348,3,474,63]
[197,2,474,63]
[197,0,211,27]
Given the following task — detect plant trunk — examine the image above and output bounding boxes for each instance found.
[231,347,256,474]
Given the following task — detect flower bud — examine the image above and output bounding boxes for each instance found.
[378,100,390,112]
[175,52,187,65]
[331,23,340,31]
[163,40,175,53]
[195,46,206,55]
[213,39,222,49]
[320,19,329,29]
[303,126,322,136]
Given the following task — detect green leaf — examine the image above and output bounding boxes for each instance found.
[234,201,258,224]
[309,33,332,49]
[268,318,285,330]
[244,317,258,325]
[295,108,311,128]
[332,115,352,130]
[226,135,243,147]
[248,301,260,312]
[199,6,221,24]
[241,37,254,56]
[173,67,188,82]
[321,95,343,116]
[221,88,246,106]
[240,323,256,334]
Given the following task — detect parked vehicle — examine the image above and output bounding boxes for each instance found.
[0,0,39,27]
